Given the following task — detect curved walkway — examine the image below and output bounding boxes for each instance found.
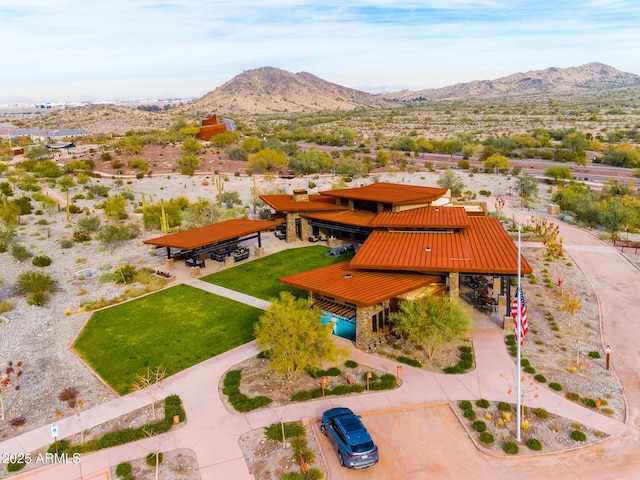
[3,211,640,479]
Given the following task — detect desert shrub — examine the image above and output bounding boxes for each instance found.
[502,441,519,454]
[0,301,15,314]
[344,360,358,368]
[571,430,587,442]
[463,409,476,420]
[472,420,487,432]
[6,459,26,472]
[68,204,83,214]
[526,438,543,451]
[222,370,272,412]
[32,255,52,267]
[10,416,27,427]
[534,408,549,419]
[459,400,473,411]
[281,470,323,480]
[475,398,490,409]
[534,374,547,383]
[146,452,163,466]
[549,382,562,391]
[265,421,305,442]
[397,356,421,367]
[307,366,341,378]
[582,397,597,408]
[566,392,580,402]
[73,229,92,242]
[59,238,74,248]
[114,264,137,284]
[497,401,512,412]
[115,462,132,476]
[11,243,33,262]
[479,431,494,444]
[524,365,536,374]
[479,189,492,196]
[77,215,101,231]
[369,374,397,390]
[588,351,601,359]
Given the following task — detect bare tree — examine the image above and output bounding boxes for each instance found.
[132,365,167,420]
[58,387,84,443]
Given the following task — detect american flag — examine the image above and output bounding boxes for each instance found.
[511,286,529,345]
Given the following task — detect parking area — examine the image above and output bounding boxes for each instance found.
[312,405,484,479]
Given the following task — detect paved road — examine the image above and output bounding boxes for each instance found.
[3,205,640,480]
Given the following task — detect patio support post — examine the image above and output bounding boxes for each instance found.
[448,272,460,297]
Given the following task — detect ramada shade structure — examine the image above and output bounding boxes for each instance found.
[143,218,280,251]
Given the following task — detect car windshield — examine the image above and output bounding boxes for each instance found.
[351,441,374,453]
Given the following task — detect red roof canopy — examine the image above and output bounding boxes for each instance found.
[350,217,532,275]
[369,205,470,229]
[320,182,448,206]
[280,261,441,306]
[143,219,280,250]
[260,194,345,212]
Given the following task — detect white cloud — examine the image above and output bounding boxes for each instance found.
[1,0,638,101]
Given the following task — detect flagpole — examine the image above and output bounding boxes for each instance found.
[516,225,522,442]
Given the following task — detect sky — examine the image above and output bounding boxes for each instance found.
[1,0,640,103]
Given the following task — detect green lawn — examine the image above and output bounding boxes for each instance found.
[202,245,354,300]
[73,284,262,395]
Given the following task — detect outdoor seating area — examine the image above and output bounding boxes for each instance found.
[274,229,286,240]
[232,246,250,262]
[210,248,227,262]
[464,275,498,313]
[185,256,205,268]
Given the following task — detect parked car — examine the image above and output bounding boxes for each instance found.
[320,407,379,469]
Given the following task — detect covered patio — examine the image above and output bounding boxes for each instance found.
[143,218,280,273]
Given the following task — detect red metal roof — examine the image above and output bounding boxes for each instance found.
[303,210,377,227]
[369,205,470,229]
[320,182,448,206]
[349,216,532,275]
[280,261,442,306]
[143,219,280,250]
[260,194,347,212]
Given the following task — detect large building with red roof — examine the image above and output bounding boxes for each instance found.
[262,182,531,350]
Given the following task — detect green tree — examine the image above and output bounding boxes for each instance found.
[183,197,224,227]
[181,137,202,154]
[249,149,288,171]
[96,223,140,253]
[103,196,128,220]
[0,201,21,229]
[24,145,52,161]
[599,197,633,233]
[544,166,573,183]
[515,173,539,206]
[242,137,262,153]
[483,154,510,174]
[391,295,472,360]
[437,169,466,198]
[177,154,201,176]
[254,292,348,379]
[220,191,242,209]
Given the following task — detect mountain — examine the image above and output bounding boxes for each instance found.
[383,63,640,101]
[183,67,396,115]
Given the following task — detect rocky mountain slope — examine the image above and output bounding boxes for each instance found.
[384,62,640,101]
[181,66,396,116]
[15,63,640,134]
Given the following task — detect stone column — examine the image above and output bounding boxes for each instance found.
[448,272,460,298]
[255,246,265,258]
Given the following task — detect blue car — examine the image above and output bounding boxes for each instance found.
[320,407,379,469]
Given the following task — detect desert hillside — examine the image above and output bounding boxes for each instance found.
[181,66,396,116]
[384,62,640,101]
